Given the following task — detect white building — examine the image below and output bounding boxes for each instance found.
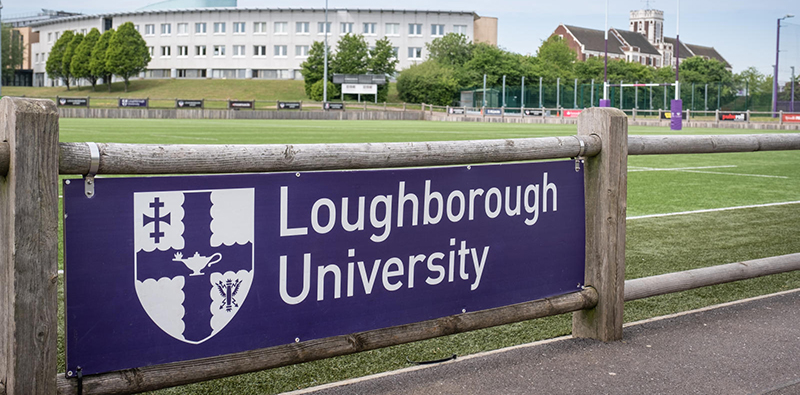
[29,2,497,87]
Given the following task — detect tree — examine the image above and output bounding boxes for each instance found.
[90,29,114,92]
[45,30,74,89]
[534,36,576,83]
[679,57,732,85]
[62,33,84,90]
[460,43,525,87]
[309,79,340,101]
[1,24,25,84]
[396,61,459,106]
[71,28,102,91]
[331,33,369,75]
[299,41,328,98]
[369,37,398,102]
[106,22,151,92]
[426,33,473,68]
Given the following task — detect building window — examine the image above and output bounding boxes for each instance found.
[178,46,188,57]
[431,24,444,36]
[363,22,376,35]
[145,24,155,36]
[318,22,331,34]
[214,45,226,56]
[274,22,288,34]
[161,46,171,57]
[340,22,353,34]
[195,45,207,56]
[295,45,309,57]
[274,45,287,57]
[454,25,467,35]
[214,22,226,34]
[233,45,245,57]
[48,32,52,42]
[386,23,399,36]
[161,23,171,35]
[80,28,87,35]
[296,22,309,34]
[392,47,399,58]
[195,22,207,34]
[408,47,422,59]
[134,25,140,32]
[177,23,188,35]
[253,22,266,34]
[408,23,422,36]
[233,22,245,34]
[254,45,267,56]
[148,46,154,56]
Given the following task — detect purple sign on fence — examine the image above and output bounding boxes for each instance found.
[64,161,585,376]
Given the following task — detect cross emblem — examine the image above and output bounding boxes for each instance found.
[143,197,170,243]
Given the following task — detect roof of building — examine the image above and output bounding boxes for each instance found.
[562,25,624,55]
[612,29,661,56]
[138,0,236,11]
[662,37,693,59]
[29,8,479,28]
[685,43,730,68]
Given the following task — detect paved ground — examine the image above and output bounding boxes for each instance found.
[288,290,800,395]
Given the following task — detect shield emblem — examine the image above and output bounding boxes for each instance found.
[133,188,255,344]
[60,98,66,105]
[178,101,184,107]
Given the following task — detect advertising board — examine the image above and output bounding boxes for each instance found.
[718,112,748,122]
[177,100,203,108]
[119,98,148,107]
[58,98,88,106]
[63,161,586,375]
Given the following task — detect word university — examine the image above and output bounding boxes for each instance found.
[63,160,585,375]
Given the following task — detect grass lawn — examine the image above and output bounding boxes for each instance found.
[53,119,800,394]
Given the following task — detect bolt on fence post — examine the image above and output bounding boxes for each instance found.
[0,97,60,394]
[572,107,628,342]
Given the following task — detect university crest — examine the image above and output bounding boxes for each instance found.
[133,188,255,344]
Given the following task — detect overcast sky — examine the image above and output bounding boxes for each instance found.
[5,0,799,81]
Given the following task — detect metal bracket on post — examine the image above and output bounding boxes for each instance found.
[573,135,586,172]
[84,142,100,198]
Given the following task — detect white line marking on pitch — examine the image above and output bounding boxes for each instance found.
[628,165,787,179]
[628,200,800,220]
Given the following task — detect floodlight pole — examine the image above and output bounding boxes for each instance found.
[670,0,683,130]
[773,15,795,117]
[600,0,610,107]
[792,66,796,113]
[323,0,329,105]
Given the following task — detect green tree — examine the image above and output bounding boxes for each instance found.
[426,33,473,68]
[45,30,74,89]
[533,36,576,83]
[299,41,328,98]
[396,61,458,106]
[106,22,151,92]
[460,43,525,87]
[90,29,115,92]
[309,79,340,101]
[369,37,398,102]
[331,33,369,75]
[1,24,25,84]
[679,57,731,85]
[71,28,102,91]
[62,33,84,90]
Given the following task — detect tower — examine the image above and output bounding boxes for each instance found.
[629,8,664,44]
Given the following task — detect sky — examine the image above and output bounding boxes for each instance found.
[5,0,799,82]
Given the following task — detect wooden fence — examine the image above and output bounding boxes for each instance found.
[1,96,799,394]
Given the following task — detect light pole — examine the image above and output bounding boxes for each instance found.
[670,0,682,131]
[773,14,794,117]
[792,66,796,113]
[600,0,610,107]
[323,0,329,106]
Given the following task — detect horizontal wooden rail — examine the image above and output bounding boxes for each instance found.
[58,136,601,175]
[628,134,800,155]
[0,141,8,176]
[56,287,597,395]
[624,253,800,301]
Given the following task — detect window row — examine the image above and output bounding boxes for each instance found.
[148,45,423,59]
[136,22,468,37]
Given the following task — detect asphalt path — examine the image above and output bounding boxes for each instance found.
[288,289,800,395]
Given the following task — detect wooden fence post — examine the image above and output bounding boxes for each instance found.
[572,107,628,342]
[0,97,60,394]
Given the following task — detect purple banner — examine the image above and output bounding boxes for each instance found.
[64,161,585,376]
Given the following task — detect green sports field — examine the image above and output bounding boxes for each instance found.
[55,119,800,394]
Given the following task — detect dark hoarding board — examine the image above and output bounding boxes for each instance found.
[324,102,345,111]
[718,112,748,122]
[58,97,88,107]
[278,102,302,110]
[119,98,148,108]
[64,160,585,376]
[229,101,254,109]
[177,99,204,108]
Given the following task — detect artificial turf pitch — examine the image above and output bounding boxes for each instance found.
[55,119,800,394]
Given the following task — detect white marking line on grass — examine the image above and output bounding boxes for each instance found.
[628,165,788,179]
[628,200,800,220]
